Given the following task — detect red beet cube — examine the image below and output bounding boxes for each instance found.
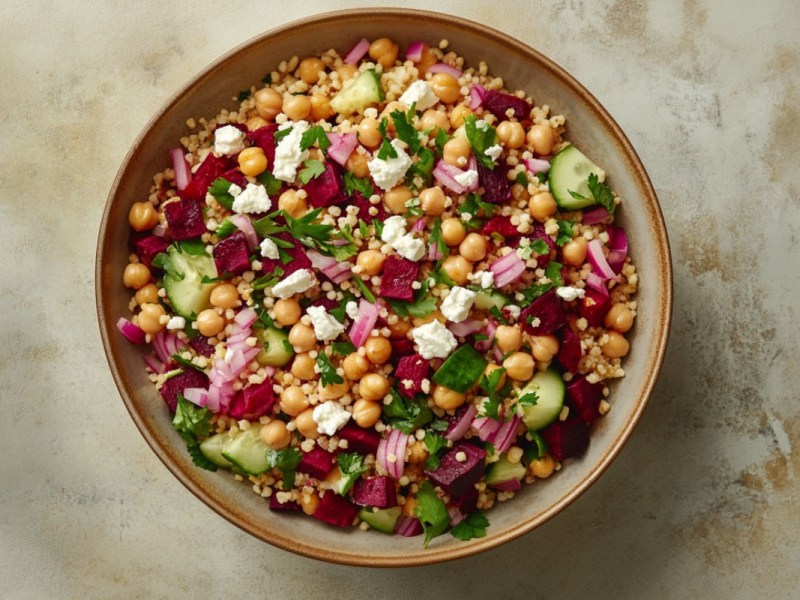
[312,491,360,527]
[394,353,430,399]
[520,289,566,335]
[248,124,279,165]
[240,379,276,419]
[164,198,206,241]
[354,191,386,223]
[180,153,229,201]
[541,418,589,461]
[566,376,603,424]
[389,338,416,368]
[337,424,381,456]
[259,232,312,277]
[477,163,511,204]
[557,328,582,373]
[380,255,419,301]
[298,447,336,480]
[449,485,479,514]
[352,476,397,508]
[482,215,519,241]
[482,89,532,121]
[579,289,612,327]
[269,494,301,512]
[303,161,347,208]
[159,369,209,412]
[189,335,216,357]
[129,232,170,268]
[213,230,251,275]
[424,442,486,498]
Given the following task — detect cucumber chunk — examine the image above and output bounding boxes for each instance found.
[161,244,218,319]
[359,506,402,534]
[473,289,509,311]
[520,368,566,431]
[432,345,488,393]
[485,453,527,486]
[199,432,234,468]
[254,327,294,367]
[548,145,603,210]
[330,69,384,114]
[220,428,270,475]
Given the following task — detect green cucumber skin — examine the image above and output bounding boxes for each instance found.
[330,69,384,114]
[520,368,566,431]
[220,428,271,476]
[199,432,234,468]
[255,327,294,367]
[485,454,527,485]
[549,145,602,211]
[473,290,509,311]
[432,345,488,393]
[162,246,218,319]
[359,506,402,534]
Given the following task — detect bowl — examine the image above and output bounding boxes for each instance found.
[96,8,672,566]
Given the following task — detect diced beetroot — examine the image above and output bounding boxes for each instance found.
[213,230,251,275]
[394,353,430,399]
[337,423,381,455]
[309,296,339,312]
[389,338,416,368]
[477,163,511,204]
[579,289,612,327]
[353,191,386,223]
[424,442,486,498]
[530,223,556,266]
[303,161,347,208]
[221,167,249,189]
[269,494,301,512]
[248,124,279,165]
[312,491,360,527]
[540,418,589,461]
[520,289,566,335]
[482,215,519,241]
[259,232,312,277]
[298,447,336,480]
[482,89,532,121]
[160,369,209,412]
[449,486,479,514]
[566,376,603,424]
[380,255,419,301]
[557,328,582,373]
[240,379,276,419]
[129,232,170,268]
[180,153,229,201]
[352,476,397,509]
[189,335,216,357]
[163,198,206,241]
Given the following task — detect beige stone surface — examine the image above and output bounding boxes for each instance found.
[1,0,798,598]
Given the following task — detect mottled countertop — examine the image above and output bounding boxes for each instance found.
[2,1,798,598]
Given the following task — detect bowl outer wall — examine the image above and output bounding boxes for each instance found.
[96,8,672,567]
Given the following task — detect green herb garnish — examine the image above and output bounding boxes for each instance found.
[336,453,369,495]
[172,395,216,471]
[464,114,498,169]
[416,481,450,548]
[266,447,302,490]
[450,510,490,541]
[316,352,344,388]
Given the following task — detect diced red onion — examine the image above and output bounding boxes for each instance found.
[428,62,462,79]
[152,331,184,363]
[405,41,426,62]
[170,148,192,191]
[447,319,483,338]
[143,353,165,374]
[183,387,209,407]
[471,417,502,442]
[523,157,551,174]
[306,248,337,271]
[427,241,443,262]
[225,330,251,346]
[582,206,609,225]
[493,344,505,363]
[116,318,146,344]
[343,38,370,65]
[490,479,522,491]
[432,160,468,194]
[411,217,426,232]
[348,299,381,347]
[475,321,496,352]
[448,505,465,526]
[234,307,258,328]
[587,239,618,280]
[468,83,486,109]
[394,515,423,537]
[326,132,358,166]
[606,225,629,274]
[586,272,609,297]
[493,414,522,453]
[152,223,166,237]
[446,403,477,441]
[306,249,352,284]
[229,214,259,252]
[490,251,526,288]
[378,428,409,480]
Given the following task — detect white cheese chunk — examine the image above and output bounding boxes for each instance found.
[381,215,408,245]
[392,233,426,262]
[411,320,457,359]
[214,125,245,156]
[345,301,360,320]
[271,268,315,299]
[312,401,351,436]
[440,286,477,323]
[484,144,503,162]
[232,183,272,214]
[367,139,413,191]
[399,80,439,112]
[166,316,186,331]
[273,121,310,182]
[306,305,346,341]
[259,237,279,260]
[556,286,586,302]
[454,169,478,188]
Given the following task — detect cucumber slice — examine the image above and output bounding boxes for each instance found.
[520,368,566,431]
[199,432,234,468]
[161,244,218,319]
[473,289,509,311]
[548,145,603,210]
[330,69,384,114]
[254,327,294,367]
[220,428,270,475]
[432,345,488,393]
[485,453,527,486]
[359,506,402,534]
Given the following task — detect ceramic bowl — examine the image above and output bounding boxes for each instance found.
[96,8,671,566]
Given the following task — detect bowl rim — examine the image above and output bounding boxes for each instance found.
[96,7,672,567]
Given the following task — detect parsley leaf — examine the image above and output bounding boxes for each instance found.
[386,279,437,318]
[457,192,496,229]
[545,261,563,287]
[515,261,563,307]
[237,89,251,102]
[336,453,368,495]
[251,267,284,290]
[285,208,333,248]
[450,510,490,541]
[171,354,204,373]
[353,276,376,303]
[530,238,550,255]
[479,367,508,419]
[208,177,236,210]
[423,432,448,470]
[172,395,216,471]
[266,447,302,490]
[273,126,292,144]
[389,108,421,154]
[329,291,355,322]
[376,138,398,160]
[569,173,616,215]
[316,352,344,388]
[407,146,435,186]
[257,170,282,196]
[344,171,374,198]
[434,128,449,157]
[555,220,574,247]
[524,432,548,462]
[300,125,332,152]
[382,388,433,433]
[517,390,539,408]
[215,218,237,239]
[177,238,208,257]
[464,114,498,169]
[331,341,357,356]
[416,481,450,548]
[515,171,530,188]
[298,159,326,184]
[429,218,450,258]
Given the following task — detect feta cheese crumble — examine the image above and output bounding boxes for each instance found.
[166,316,186,331]
[411,320,457,359]
[399,80,439,112]
[380,215,425,261]
[484,144,503,162]
[306,305,346,341]
[367,139,413,191]
[228,182,243,197]
[470,270,494,289]
[271,268,315,299]
[214,125,245,156]
[259,237,279,260]
[454,169,478,189]
[312,401,351,436]
[345,301,360,320]
[556,286,586,302]
[505,304,521,321]
[273,121,310,182]
[232,183,272,214]
[381,216,407,246]
[440,286,477,322]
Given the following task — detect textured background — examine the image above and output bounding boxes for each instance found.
[1,1,798,598]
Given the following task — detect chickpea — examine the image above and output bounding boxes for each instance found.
[604,303,634,333]
[310,93,334,121]
[530,455,556,478]
[402,496,417,517]
[483,363,507,390]
[380,102,405,132]
[134,283,159,305]
[442,136,471,166]
[496,121,526,149]
[297,57,325,84]
[352,399,382,428]
[277,189,307,219]
[419,186,446,216]
[430,73,461,104]
[260,420,291,449]
[383,185,412,214]
[449,104,473,129]
[441,254,472,285]
[137,303,166,334]
[280,385,309,416]
[356,250,386,276]
[368,37,399,69]
[336,63,358,82]
[531,335,560,362]
[342,352,370,381]
[273,298,301,327]
[288,323,316,353]
[529,191,557,221]
[196,308,225,337]
[495,325,522,353]
[511,182,530,203]
[359,372,390,401]
[254,87,282,120]
[503,352,535,381]
[282,94,312,121]
[387,318,412,339]
[237,146,268,177]
[417,46,438,76]
[291,352,317,381]
[345,152,370,178]
[406,441,429,465]
[459,233,487,262]
[319,380,349,400]
[365,336,392,365]
[440,217,466,246]
[300,491,320,515]
[295,408,320,439]
[128,201,159,232]
[527,124,555,156]
[562,237,587,266]
[601,331,630,358]
[245,116,268,131]
[419,108,449,134]
[432,385,466,410]
[123,262,151,289]
[208,283,239,310]
[357,117,383,149]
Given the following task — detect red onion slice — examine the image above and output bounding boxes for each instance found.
[606,225,628,273]
[116,318,146,344]
[432,160,468,194]
[490,251,526,288]
[405,41,426,62]
[493,414,522,453]
[326,132,358,166]
[447,318,484,338]
[468,83,486,109]
[582,206,610,225]
[587,239,618,280]
[489,479,522,491]
[348,299,381,347]
[169,148,192,191]
[445,403,477,441]
[343,38,370,65]
[234,307,258,328]
[394,515,423,536]
[428,62,462,79]
[143,353,165,374]
[586,272,609,297]
[183,387,209,407]
[475,320,496,352]
[523,157,551,174]
[229,214,258,252]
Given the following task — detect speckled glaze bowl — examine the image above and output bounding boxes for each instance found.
[96,8,671,566]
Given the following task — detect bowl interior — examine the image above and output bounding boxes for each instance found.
[96,9,671,566]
